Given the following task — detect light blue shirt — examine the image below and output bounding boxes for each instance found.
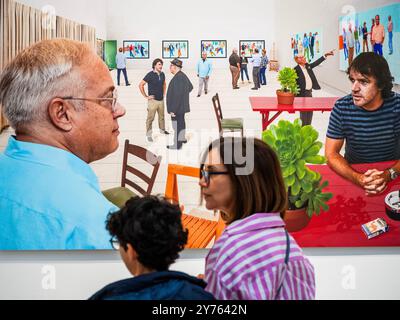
[196,59,213,78]
[303,36,309,48]
[116,52,126,69]
[0,137,118,250]
[250,53,262,67]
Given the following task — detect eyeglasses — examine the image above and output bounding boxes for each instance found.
[109,236,120,250]
[200,169,229,186]
[60,88,119,113]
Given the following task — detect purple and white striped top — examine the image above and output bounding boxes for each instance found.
[205,213,316,300]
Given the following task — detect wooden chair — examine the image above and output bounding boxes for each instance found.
[103,139,162,208]
[212,93,244,138]
[165,164,226,249]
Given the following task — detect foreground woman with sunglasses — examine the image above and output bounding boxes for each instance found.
[199,137,316,300]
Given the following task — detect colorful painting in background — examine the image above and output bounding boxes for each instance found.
[96,39,104,61]
[162,41,189,59]
[201,40,227,58]
[290,29,323,63]
[123,40,150,59]
[239,40,265,58]
[339,3,399,84]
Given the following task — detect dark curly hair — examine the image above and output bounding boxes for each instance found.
[152,58,163,69]
[106,196,188,271]
[347,52,394,99]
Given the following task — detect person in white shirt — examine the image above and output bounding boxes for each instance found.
[294,50,334,126]
[116,48,131,86]
[346,24,355,66]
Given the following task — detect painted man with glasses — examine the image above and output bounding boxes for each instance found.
[0,39,126,250]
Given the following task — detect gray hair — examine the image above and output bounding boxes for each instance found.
[0,39,92,129]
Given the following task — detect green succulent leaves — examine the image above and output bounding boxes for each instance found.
[262,119,333,217]
[277,67,300,95]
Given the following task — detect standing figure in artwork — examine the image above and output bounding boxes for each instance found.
[166,59,193,150]
[388,15,393,55]
[362,22,369,53]
[309,32,315,60]
[196,52,213,97]
[371,15,385,56]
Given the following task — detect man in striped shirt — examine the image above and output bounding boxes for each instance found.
[325,52,400,196]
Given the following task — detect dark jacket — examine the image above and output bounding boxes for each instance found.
[294,56,326,97]
[166,71,193,115]
[89,271,215,300]
[240,56,249,65]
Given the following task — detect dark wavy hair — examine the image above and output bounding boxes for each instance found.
[106,196,188,271]
[347,52,394,98]
[152,58,163,69]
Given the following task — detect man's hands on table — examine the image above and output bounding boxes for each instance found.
[355,169,391,196]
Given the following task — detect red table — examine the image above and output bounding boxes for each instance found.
[292,161,400,247]
[250,96,340,130]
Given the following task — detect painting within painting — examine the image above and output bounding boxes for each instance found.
[162,41,189,59]
[239,40,265,58]
[201,40,227,58]
[123,40,150,59]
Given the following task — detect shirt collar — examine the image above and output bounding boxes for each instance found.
[225,213,285,236]
[4,136,100,189]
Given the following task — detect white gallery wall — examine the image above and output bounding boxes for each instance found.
[275,0,399,93]
[106,0,277,69]
[17,0,108,39]
[2,249,400,300]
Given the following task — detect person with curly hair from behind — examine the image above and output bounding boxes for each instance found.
[89,196,215,300]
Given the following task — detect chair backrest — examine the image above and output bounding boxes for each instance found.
[164,164,226,248]
[212,93,223,133]
[121,139,162,196]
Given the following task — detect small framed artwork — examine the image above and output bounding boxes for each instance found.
[162,40,189,59]
[201,40,227,58]
[123,40,150,59]
[239,40,265,58]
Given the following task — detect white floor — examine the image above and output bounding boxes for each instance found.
[0,67,346,220]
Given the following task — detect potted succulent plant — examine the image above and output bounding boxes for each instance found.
[262,119,333,232]
[276,67,300,105]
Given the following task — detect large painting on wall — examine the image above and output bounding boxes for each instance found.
[201,40,227,58]
[338,2,399,83]
[104,40,117,69]
[96,39,105,61]
[239,40,265,58]
[123,40,150,59]
[162,40,189,59]
[290,29,323,63]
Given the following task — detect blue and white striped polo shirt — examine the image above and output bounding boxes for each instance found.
[327,92,400,164]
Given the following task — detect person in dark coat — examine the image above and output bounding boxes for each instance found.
[294,50,334,126]
[166,58,193,150]
[89,195,215,300]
